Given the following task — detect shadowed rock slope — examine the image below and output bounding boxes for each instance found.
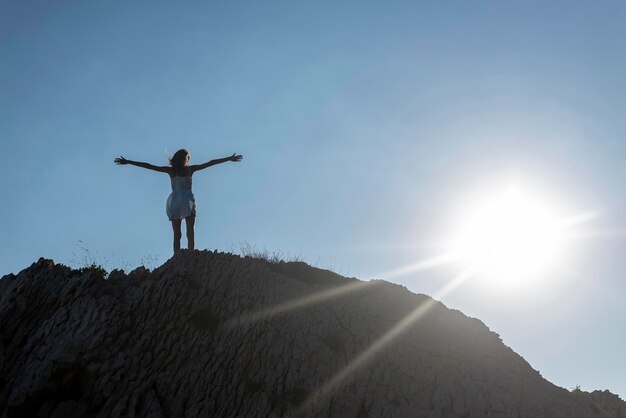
[0,251,624,417]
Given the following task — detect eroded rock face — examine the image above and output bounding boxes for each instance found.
[0,251,624,417]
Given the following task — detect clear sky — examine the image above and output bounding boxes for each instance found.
[1,0,625,400]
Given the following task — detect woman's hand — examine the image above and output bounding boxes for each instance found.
[229,153,243,162]
[114,156,129,165]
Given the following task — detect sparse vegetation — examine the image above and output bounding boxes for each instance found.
[233,242,304,264]
[77,263,108,278]
[68,240,160,277]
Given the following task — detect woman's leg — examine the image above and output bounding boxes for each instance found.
[171,219,182,253]
[185,214,196,250]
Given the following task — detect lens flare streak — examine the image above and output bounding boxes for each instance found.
[296,270,473,414]
[369,254,454,280]
[224,281,381,328]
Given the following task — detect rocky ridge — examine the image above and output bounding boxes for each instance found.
[0,250,624,417]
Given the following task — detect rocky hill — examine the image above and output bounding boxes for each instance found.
[1,251,624,417]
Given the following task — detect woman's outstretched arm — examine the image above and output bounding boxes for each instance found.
[114,156,171,174]
[190,153,243,174]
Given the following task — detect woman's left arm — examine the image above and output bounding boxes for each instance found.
[190,153,243,174]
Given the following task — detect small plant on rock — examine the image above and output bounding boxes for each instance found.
[77,262,108,278]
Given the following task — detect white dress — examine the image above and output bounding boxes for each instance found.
[166,176,196,220]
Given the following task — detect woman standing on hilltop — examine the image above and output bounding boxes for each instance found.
[114,149,243,253]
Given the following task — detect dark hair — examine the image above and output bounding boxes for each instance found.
[169,149,190,175]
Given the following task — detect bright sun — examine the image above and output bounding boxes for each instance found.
[450,186,566,288]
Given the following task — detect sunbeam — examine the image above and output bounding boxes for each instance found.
[226,254,452,329]
[563,229,626,240]
[369,253,454,280]
[296,270,473,415]
[558,211,599,228]
[224,280,382,328]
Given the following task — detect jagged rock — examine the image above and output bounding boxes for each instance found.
[0,251,624,417]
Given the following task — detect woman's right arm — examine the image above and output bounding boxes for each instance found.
[114,156,171,174]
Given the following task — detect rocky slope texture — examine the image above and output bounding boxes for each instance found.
[1,251,624,417]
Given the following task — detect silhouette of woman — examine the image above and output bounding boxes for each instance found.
[114,149,243,253]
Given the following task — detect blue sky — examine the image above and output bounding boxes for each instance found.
[1,0,625,399]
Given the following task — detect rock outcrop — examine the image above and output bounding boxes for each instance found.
[0,251,624,417]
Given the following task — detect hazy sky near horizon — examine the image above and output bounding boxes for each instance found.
[1,0,625,400]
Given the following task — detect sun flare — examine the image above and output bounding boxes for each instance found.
[450,186,567,287]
